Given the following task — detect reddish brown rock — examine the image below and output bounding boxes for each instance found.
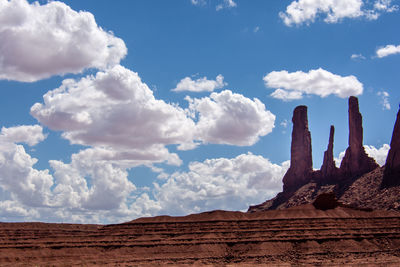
[339,96,378,178]
[320,125,339,183]
[313,192,339,210]
[282,106,313,191]
[382,107,400,188]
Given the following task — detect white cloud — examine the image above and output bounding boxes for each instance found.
[335,144,389,167]
[351,54,366,60]
[0,126,53,208]
[270,88,303,101]
[172,74,227,92]
[364,144,390,166]
[187,90,276,146]
[31,65,196,164]
[0,0,126,82]
[374,0,398,12]
[334,150,346,168]
[264,68,363,101]
[0,125,46,146]
[377,91,391,110]
[254,26,260,33]
[0,200,39,220]
[376,44,400,58]
[153,153,288,215]
[280,119,289,128]
[216,0,237,11]
[50,150,136,211]
[191,0,206,6]
[280,0,398,26]
[31,67,275,154]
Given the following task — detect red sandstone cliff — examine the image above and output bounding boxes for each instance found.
[282,105,313,192]
[248,96,399,213]
[382,107,400,188]
[339,96,378,178]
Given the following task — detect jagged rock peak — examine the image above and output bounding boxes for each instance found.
[382,107,400,188]
[340,96,378,178]
[320,125,338,181]
[282,105,313,192]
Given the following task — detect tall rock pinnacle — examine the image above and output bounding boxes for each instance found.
[339,96,378,178]
[282,106,313,191]
[320,125,338,182]
[382,107,400,188]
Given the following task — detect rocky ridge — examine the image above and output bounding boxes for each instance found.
[249,96,400,212]
[1,206,400,266]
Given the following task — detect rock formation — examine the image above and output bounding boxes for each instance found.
[339,96,378,178]
[313,192,339,210]
[382,107,400,188]
[282,105,313,192]
[248,96,390,213]
[320,125,339,183]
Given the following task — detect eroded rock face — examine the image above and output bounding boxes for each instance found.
[320,125,339,182]
[282,106,313,191]
[382,108,400,188]
[313,192,339,210]
[339,96,378,178]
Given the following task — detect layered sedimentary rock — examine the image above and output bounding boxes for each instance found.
[282,106,313,192]
[339,96,378,178]
[320,125,339,182]
[382,107,400,188]
[2,208,400,266]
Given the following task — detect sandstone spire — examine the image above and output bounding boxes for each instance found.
[282,105,313,191]
[320,125,338,182]
[382,107,400,188]
[339,96,378,178]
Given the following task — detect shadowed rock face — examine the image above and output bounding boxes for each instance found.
[339,96,378,178]
[382,107,400,188]
[282,106,313,192]
[320,125,338,182]
[249,96,386,213]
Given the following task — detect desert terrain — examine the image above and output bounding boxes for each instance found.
[1,204,400,266]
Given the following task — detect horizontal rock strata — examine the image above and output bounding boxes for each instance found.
[1,207,400,266]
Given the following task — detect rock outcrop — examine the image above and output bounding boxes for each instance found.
[282,106,313,192]
[382,107,400,188]
[320,125,339,183]
[339,96,378,178]
[249,96,389,213]
[313,192,340,210]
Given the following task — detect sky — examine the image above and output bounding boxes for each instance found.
[0,0,399,224]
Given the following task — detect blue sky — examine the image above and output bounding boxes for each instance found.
[0,0,399,223]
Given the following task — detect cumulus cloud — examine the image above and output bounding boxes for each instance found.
[0,125,139,222]
[172,74,227,92]
[31,65,196,163]
[32,68,275,153]
[280,0,398,26]
[335,144,389,167]
[0,0,126,82]
[0,125,53,207]
[270,89,303,101]
[50,151,136,211]
[153,153,288,215]
[216,0,237,11]
[364,144,390,166]
[0,125,46,146]
[187,90,276,146]
[376,44,400,58]
[264,68,363,101]
[377,91,391,110]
